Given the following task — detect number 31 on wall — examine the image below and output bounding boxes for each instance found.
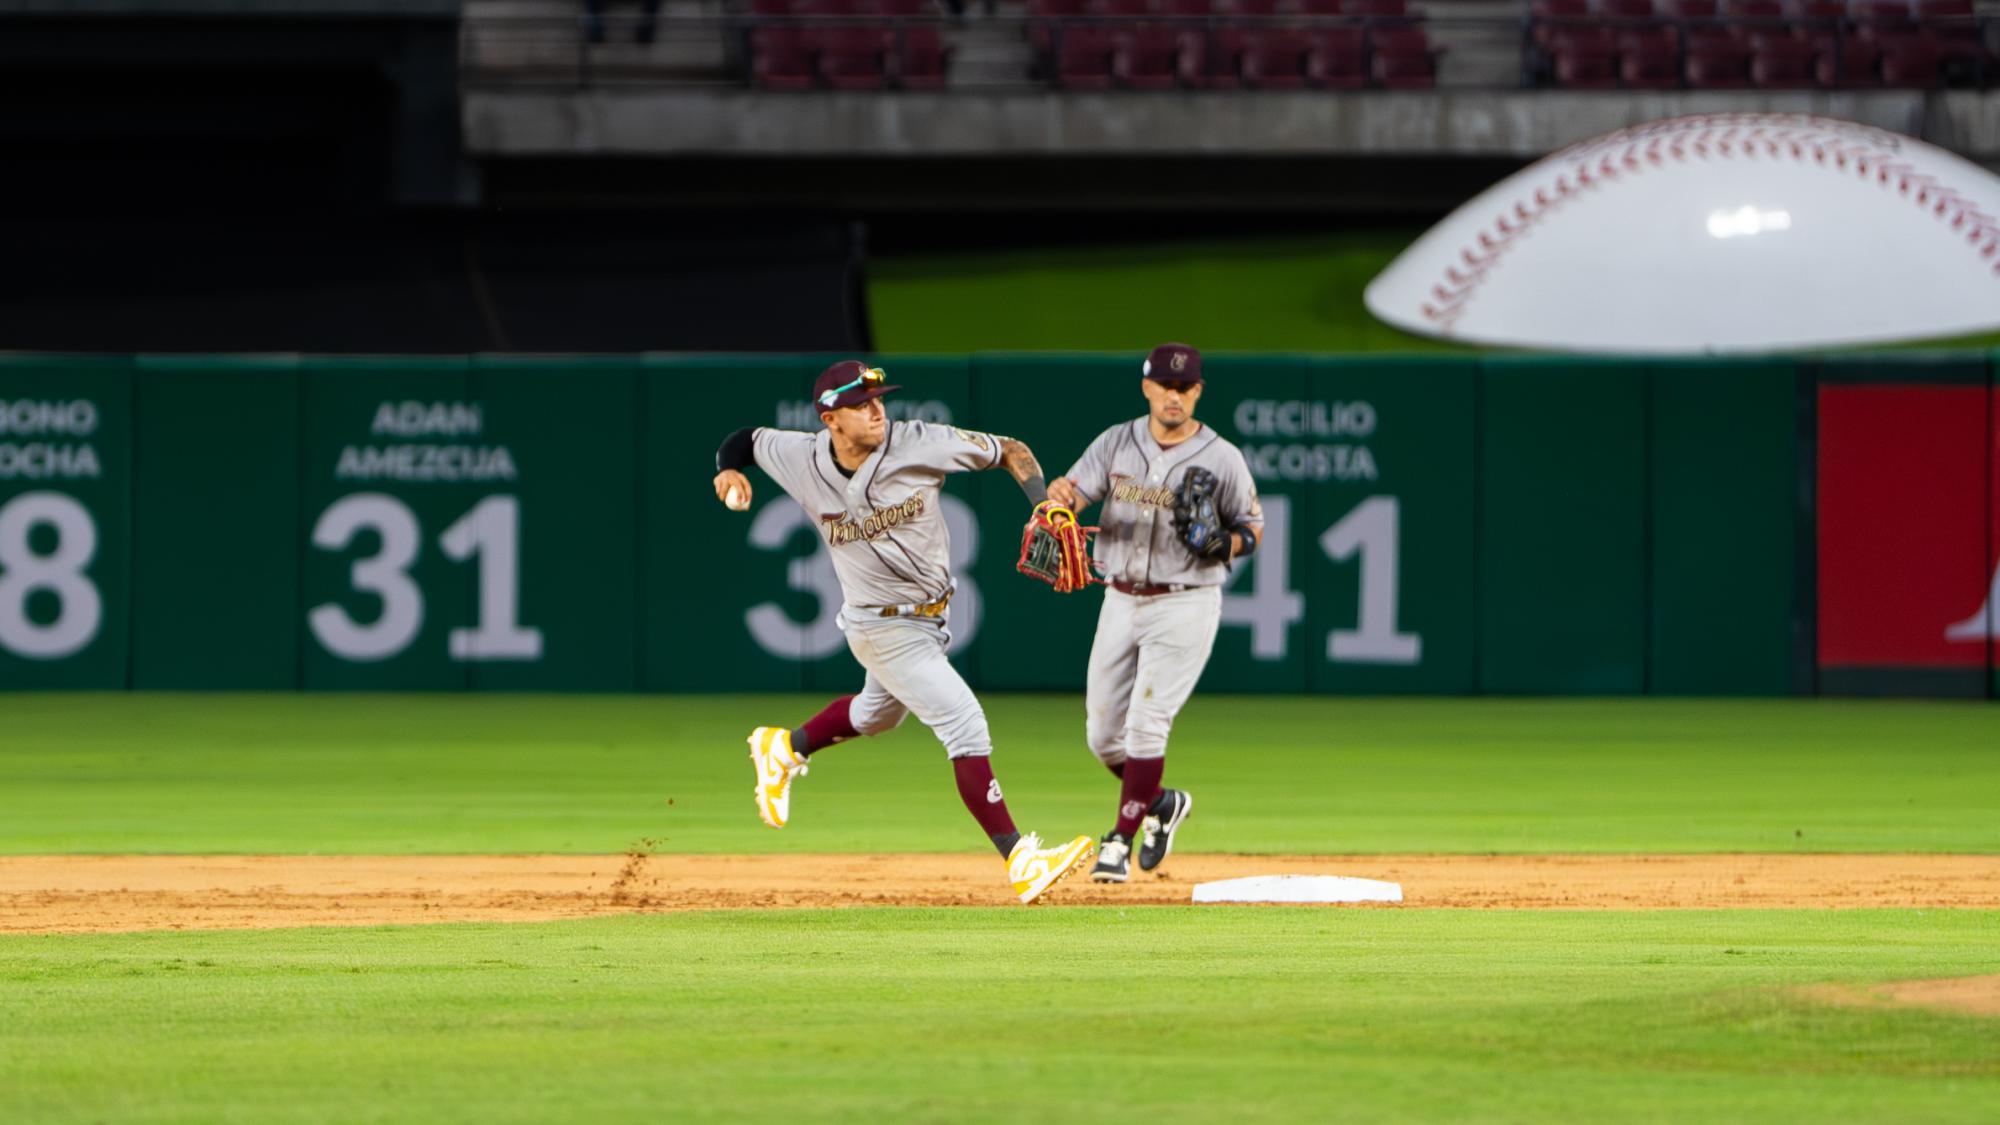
[310,493,543,663]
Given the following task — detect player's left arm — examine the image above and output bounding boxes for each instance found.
[995,437,1051,507]
[1217,449,1265,561]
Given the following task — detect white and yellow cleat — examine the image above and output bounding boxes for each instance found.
[747,726,807,829]
[1007,832,1096,905]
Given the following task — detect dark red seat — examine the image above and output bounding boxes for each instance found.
[1914,0,1995,82]
[1880,35,1943,83]
[1620,28,1683,85]
[1240,27,1314,85]
[1852,0,1916,38]
[1599,0,1658,26]
[1750,32,1815,83]
[1721,0,1781,41]
[1053,27,1118,86]
[1556,43,1619,84]
[1661,0,1732,46]
[1531,0,1590,48]
[815,27,893,88]
[1685,38,1751,83]
[1027,0,1085,55]
[751,29,816,88]
[1113,26,1187,86]
[1369,25,1436,85]
[1307,24,1368,85]
[1544,23,1616,84]
[1343,0,1406,17]
[1813,37,1883,84]
[1205,0,1278,86]
[894,27,949,87]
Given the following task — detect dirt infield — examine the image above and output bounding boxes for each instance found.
[3,853,1997,935]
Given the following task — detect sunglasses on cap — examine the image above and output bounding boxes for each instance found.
[818,366,887,409]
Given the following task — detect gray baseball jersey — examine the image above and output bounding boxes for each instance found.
[752,420,1003,612]
[1064,418,1263,588]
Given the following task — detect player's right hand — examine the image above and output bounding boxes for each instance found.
[714,469,752,510]
[1048,476,1081,510]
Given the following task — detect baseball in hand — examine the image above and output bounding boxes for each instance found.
[724,484,749,511]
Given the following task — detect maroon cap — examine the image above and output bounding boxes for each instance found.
[812,360,901,412]
[1142,343,1202,384]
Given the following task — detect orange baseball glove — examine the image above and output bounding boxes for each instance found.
[1017,500,1100,594]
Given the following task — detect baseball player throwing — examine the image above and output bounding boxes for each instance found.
[1046,343,1264,883]
[712,360,1096,904]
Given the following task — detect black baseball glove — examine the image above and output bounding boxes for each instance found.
[1172,467,1231,562]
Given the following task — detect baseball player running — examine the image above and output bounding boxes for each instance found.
[1046,343,1264,883]
[712,360,1096,905]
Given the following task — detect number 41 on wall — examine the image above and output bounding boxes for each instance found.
[1220,494,1422,665]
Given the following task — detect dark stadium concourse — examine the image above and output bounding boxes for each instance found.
[0,0,872,352]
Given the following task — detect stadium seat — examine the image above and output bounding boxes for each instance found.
[1054,27,1118,85]
[1599,0,1658,26]
[1661,0,1733,47]
[1204,0,1279,86]
[1914,0,1995,83]
[1749,32,1815,83]
[1369,25,1437,86]
[1343,0,1407,18]
[1555,41,1620,84]
[1240,27,1314,85]
[894,27,950,87]
[1685,39,1752,83]
[1531,0,1591,48]
[866,0,948,85]
[1619,28,1683,85]
[1814,37,1883,84]
[1307,25,1369,85]
[1853,0,1916,37]
[815,26,894,88]
[1027,0,1086,55]
[1720,0,1782,41]
[1548,24,1617,85]
[1113,26,1187,87]
[1879,35,1943,83]
[750,28,816,88]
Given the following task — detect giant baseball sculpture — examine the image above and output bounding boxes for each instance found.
[1366,114,2000,353]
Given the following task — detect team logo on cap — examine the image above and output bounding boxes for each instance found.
[1170,352,1187,372]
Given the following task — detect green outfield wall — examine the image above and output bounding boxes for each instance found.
[0,352,1991,696]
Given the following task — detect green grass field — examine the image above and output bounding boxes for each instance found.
[3,694,1997,1123]
[866,234,2000,353]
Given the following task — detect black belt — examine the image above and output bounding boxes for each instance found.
[1111,580,1194,597]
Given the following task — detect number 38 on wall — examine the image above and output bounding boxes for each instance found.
[310,493,543,663]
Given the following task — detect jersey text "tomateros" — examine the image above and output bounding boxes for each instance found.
[821,493,926,545]
[1109,476,1176,510]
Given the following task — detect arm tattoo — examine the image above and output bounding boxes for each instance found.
[999,439,1049,506]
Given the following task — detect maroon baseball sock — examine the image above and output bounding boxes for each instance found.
[1114,756,1165,838]
[1105,759,1125,779]
[952,756,1021,857]
[792,694,858,758]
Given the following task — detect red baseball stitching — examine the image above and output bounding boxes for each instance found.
[1419,113,2000,328]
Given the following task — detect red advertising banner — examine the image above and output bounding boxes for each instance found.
[1817,383,1994,682]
